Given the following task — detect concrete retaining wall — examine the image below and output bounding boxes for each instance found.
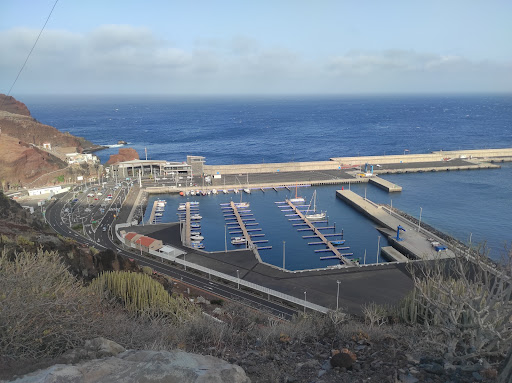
[204,148,512,175]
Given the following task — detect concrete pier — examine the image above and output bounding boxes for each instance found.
[336,189,454,261]
[369,176,402,192]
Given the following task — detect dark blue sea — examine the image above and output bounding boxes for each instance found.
[22,94,512,267]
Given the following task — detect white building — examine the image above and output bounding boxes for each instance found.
[66,153,99,164]
[27,186,63,196]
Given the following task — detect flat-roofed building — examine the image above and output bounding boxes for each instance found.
[27,185,63,196]
[111,159,191,178]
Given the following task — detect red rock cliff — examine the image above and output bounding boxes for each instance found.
[106,148,140,165]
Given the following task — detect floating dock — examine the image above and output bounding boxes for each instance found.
[225,201,272,251]
[184,202,191,245]
[148,200,165,224]
[284,199,356,267]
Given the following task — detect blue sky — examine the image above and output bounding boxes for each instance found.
[1,0,511,95]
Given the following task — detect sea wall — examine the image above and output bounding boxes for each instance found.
[204,148,512,175]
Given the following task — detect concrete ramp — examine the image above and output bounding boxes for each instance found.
[381,246,409,262]
[369,176,402,192]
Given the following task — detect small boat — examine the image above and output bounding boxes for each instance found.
[305,212,327,221]
[191,235,204,241]
[223,189,229,194]
[190,231,201,236]
[243,188,251,194]
[155,212,163,217]
[190,190,196,196]
[304,190,326,221]
[289,184,305,204]
[190,201,200,205]
[235,202,250,208]
[191,214,202,220]
[179,191,184,196]
[231,236,247,245]
[190,242,205,249]
[233,188,239,194]
[212,189,218,194]
[177,206,185,211]
[190,223,201,228]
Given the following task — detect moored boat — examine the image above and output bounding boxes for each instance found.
[231,236,247,245]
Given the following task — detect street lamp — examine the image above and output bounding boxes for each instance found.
[282,241,286,270]
[304,291,307,314]
[376,236,381,265]
[336,280,341,310]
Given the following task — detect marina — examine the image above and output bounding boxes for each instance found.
[141,150,512,269]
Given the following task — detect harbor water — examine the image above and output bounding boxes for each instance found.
[23,94,512,263]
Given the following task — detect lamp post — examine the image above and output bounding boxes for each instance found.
[282,241,286,270]
[418,207,423,231]
[237,269,240,289]
[304,291,307,314]
[336,280,341,310]
[377,236,381,265]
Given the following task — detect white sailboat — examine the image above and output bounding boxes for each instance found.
[305,190,326,221]
[289,184,305,204]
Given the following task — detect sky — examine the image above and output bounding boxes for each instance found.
[1,0,511,95]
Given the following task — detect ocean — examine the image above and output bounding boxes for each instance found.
[22,94,512,267]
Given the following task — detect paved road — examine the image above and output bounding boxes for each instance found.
[46,190,299,320]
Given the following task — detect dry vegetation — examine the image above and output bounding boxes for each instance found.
[1,242,511,382]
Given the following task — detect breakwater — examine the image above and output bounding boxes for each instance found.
[204,148,512,175]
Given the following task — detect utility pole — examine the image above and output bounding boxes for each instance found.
[377,236,381,264]
[282,241,286,270]
[336,280,341,310]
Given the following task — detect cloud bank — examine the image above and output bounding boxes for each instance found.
[0,25,510,95]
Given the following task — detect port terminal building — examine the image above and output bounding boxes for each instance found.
[109,158,199,178]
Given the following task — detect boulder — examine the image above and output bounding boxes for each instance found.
[330,352,355,369]
[9,348,250,383]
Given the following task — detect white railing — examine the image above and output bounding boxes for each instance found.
[114,222,329,314]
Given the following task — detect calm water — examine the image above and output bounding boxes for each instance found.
[144,186,391,271]
[22,94,512,265]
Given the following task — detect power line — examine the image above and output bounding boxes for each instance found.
[2,0,59,99]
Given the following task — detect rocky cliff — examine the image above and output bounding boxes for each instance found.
[0,94,103,188]
[106,148,140,165]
